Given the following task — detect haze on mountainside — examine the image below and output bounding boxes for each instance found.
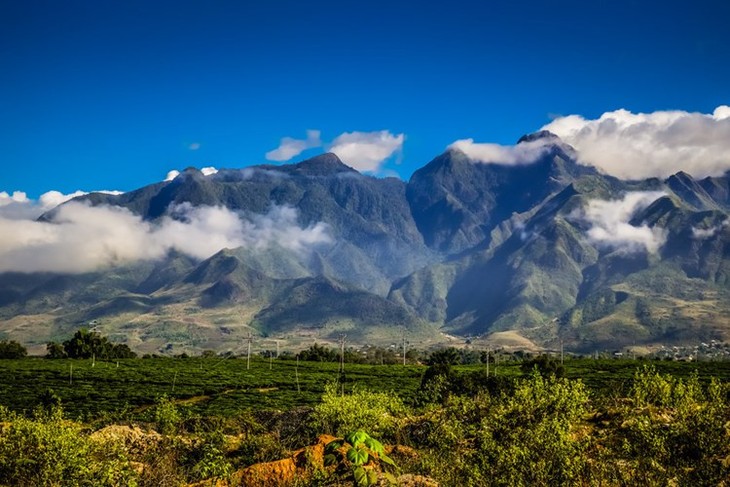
[2,107,730,355]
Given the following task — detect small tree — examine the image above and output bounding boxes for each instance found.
[426,347,462,366]
[520,354,565,377]
[299,343,339,362]
[63,328,105,359]
[0,340,27,359]
[60,329,136,359]
[45,342,67,359]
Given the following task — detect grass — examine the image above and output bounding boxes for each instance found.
[0,357,423,419]
[1,357,729,420]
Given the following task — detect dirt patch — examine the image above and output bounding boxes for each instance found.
[482,331,543,352]
[89,424,162,456]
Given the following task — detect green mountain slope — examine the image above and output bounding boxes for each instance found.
[3,135,730,354]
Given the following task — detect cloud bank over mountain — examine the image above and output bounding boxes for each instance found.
[447,138,554,165]
[579,191,667,254]
[0,189,121,220]
[328,131,404,173]
[266,130,322,162]
[165,167,218,182]
[543,106,730,179]
[0,201,331,273]
[265,129,404,173]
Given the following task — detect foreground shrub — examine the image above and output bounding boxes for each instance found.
[151,394,183,435]
[325,430,398,486]
[418,371,589,486]
[475,372,588,485]
[311,383,407,439]
[0,407,137,487]
[591,367,730,485]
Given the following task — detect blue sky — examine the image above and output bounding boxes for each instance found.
[2,0,729,198]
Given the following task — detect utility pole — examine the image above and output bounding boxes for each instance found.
[339,334,346,397]
[275,340,280,359]
[295,354,301,393]
[246,332,253,371]
[339,334,346,374]
[486,347,490,378]
[402,333,408,366]
[560,340,564,365]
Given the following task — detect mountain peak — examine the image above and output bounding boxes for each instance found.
[290,153,358,176]
[517,130,561,144]
[667,170,694,182]
[169,166,206,183]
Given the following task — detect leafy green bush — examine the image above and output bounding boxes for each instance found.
[311,382,407,439]
[474,372,588,485]
[325,430,398,486]
[0,407,137,487]
[187,431,233,481]
[520,354,565,377]
[418,371,589,486]
[416,365,517,406]
[415,363,454,405]
[608,367,730,484]
[151,395,183,435]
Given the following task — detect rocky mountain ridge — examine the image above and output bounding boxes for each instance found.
[2,133,729,354]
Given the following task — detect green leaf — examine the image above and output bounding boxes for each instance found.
[353,466,368,486]
[384,472,398,485]
[367,468,379,485]
[346,445,369,466]
[346,430,370,446]
[323,453,337,466]
[363,436,384,454]
[325,440,343,453]
[379,452,397,467]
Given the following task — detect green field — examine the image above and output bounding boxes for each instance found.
[0,357,423,418]
[1,357,730,419]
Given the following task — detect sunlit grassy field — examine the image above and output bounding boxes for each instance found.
[1,356,729,419]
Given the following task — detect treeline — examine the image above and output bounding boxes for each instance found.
[46,328,136,359]
[286,343,526,366]
[283,343,420,364]
[0,340,26,359]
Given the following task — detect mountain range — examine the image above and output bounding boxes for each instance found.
[2,131,730,355]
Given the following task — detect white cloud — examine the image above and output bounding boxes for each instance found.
[714,106,730,120]
[266,130,322,162]
[0,191,36,220]
[447,138,553,165]
[328,130,404,173]
[542,106,730,179]
[0,201,332,273]
[0,191,29,205]
[580,191,667,254]
[189,142,201,150]
[691,218,729,239]
[38,190,87,210]
[0,189,120,220]
[164,167,218,181]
